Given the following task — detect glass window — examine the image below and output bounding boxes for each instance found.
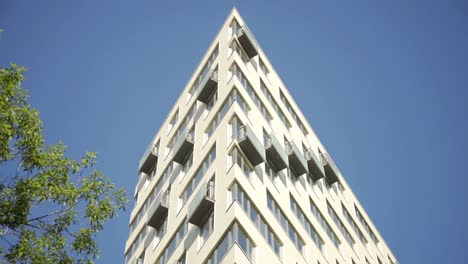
[200,211,214,246]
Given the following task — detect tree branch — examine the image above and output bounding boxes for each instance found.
[28,207,71,223]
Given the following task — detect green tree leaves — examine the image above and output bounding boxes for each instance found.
[0,64,128,263]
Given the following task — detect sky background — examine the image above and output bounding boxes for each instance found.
[1,1,467,263]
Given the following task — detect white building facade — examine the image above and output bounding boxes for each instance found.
[125,8,398,264]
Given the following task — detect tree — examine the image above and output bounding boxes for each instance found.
[0,64,128,263]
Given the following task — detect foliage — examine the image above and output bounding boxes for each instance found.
[0,64,128,263]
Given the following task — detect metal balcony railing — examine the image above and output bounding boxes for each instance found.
[306,148,325,180]
[236,26,259,59]
[320,152,340,184]
[238,125,265,166]
[196,70,218,104]
[264,133,288,171]
[285,141,308,175]
[147,189,170,229]
[188,181,216,226]
[172,129,194,164]
[139,144,159,175]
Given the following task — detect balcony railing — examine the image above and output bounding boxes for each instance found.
[172,129,194,164]
[306,149,325,180]
[320,152,340,184]
[238,125,265,166]
[196,70,218,104]
[188,181,215,226]
[147,189,170,229]
[236,26,259,59]
[139,144,159,175]
[285,141,308,175]
[264,134,288,171]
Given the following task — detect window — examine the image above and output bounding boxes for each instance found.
[265,157,286,187]
[279,90,308,136]
[206,89,218,113]
[168,109,179,134]
[179,151,194,180]
[125,226,149,264]
[205,89,248,141]
[310,198,341,250]
[287,166,305,191]
[230,63,272,125]
[152,217,168,249]
[354,205,379,244]
[200,210,214,247]
[260,80,291,129]
[327,201,355,249]
[342,203,368,245]
[156,220,188,264]
[229,147,253,182]
[180,144,216,206]
[167,103,197,155]
[229,19,239,39]
[230,183,281,258]
[129,161,175,237]
[290,195,324,252]
[188,44,219,102]
[259,57,269,77]
[206,222,255,264]
[267,192,305,256]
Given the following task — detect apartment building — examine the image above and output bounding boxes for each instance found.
[125,8,398,264]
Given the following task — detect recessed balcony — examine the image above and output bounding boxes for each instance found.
[188,181,215,226]
[196,70,218,104]
[139,144,158,175]
[147,190,170,229]
[237,26,258,59]
[306,149,325,180]
[285,141,308,175]
[264,134,288,171]
[172,129,194,164]
[238,125,265,166]
[321,152,340,184]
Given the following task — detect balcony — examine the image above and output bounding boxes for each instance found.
[285,141,308,175]
[306,149,325,181]
[188,181,215,226]
[321,152,340,184]
[139,144,158,175]
[196,70,218,104]
[172,129,194,164]
[264,134,288,171]
[238,125,265,166]
[147,190,170,229]
[237,26,258,59]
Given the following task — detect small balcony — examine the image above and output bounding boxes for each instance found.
[306,149,325,180]
[172,129,194,164]
[188,181,215,226]
[237,26,258,59]
[264,134,288,171]
[196,70,218,104]
[147,189,170,229]
[285,141,308,175]
[321,152,340,184]
[139,144,159,175]
[238,125,265,166]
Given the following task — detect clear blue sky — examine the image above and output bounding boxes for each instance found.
[1,1,467,263]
